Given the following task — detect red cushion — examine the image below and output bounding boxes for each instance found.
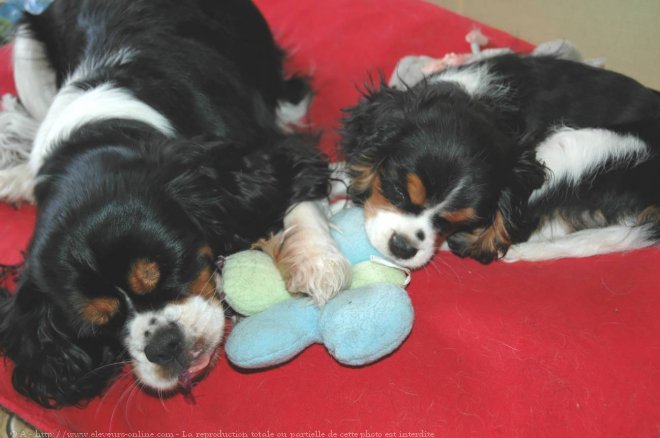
[1,0,659,435]
[0,44,15,97]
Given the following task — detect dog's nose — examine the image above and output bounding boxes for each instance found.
[144,323,185,366]
[389,233,418,259]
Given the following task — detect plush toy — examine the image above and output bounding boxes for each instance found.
[0,1,52,43]
[389,30,605,89]
[222,207,415,368]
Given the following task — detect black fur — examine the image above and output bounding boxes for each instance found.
[342,54,660,264]
[0,0,328,407]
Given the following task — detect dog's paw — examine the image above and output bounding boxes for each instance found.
[446,228,506,265]
[256,225,352,306]
[0,163,36,203]
[257,201,353,306]
[284,243,352,306]
[446,231,475,258]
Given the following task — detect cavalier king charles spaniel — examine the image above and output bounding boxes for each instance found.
[0,0,349,407]
[342,53,660,268]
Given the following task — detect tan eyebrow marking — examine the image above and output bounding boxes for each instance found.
[81,297,120,325]
[363,174,402,219]
[406,173,427,206]
[128,259,161,295]
[442,207,478,224]
[189,266,216,299]
[189,246,217,298]
[198,245,213,260]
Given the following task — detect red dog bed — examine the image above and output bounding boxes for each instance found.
[1,0,659,435]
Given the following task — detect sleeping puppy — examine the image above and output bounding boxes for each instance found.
[0,0,349,407]
[342,53,660,268]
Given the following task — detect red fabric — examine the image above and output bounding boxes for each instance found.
[0,44,15,97]
[1,0,659,435]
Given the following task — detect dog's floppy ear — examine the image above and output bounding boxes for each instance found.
[341,83,407,201]
[155,137,262,252]
[157,133,331,253]
[496,149,548,244]
[0,277,123,408]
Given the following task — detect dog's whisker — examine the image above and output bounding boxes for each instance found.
[157,388,169,412]
[95,370,133,418]
[203,267,219,292]
[1,0,348,407]
[124,380,144,428]
[109,377,138,428]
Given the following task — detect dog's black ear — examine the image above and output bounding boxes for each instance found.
[341,83,407,201]
[158,133,331,253]
[341,82,407,161]
[496,149,548,244]
[0,278,124,408]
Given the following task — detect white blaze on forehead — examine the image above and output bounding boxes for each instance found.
[363,177,469,269]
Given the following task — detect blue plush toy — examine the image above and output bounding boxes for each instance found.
[223,207,414,368]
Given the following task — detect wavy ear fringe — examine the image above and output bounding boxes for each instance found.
[497,149,547,244]
[159,133,331,254]
[0,279,124,408]
[340,82,408,203]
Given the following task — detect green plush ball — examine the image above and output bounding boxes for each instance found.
[223,252,409,316]
[222,250,292,316]
[350,261,407,289]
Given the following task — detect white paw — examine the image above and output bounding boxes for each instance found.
[284,242,351,306]
[273,201,352,306]
[0,163,36,203]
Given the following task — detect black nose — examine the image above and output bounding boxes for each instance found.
[389,233,418,259]
[144,323,185,366]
